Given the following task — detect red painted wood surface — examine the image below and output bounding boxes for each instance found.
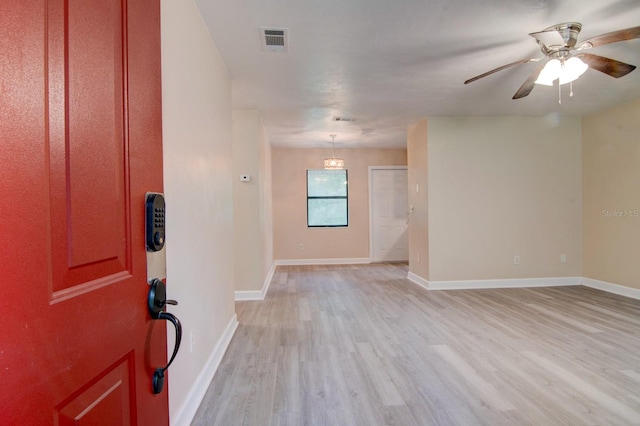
[0,0,167,424]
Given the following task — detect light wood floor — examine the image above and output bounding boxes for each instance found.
[192,264,640,425]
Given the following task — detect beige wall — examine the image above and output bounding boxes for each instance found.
[161,0,236,421]
[407,119,429,278]
[427,117,582,281]
[232,110,273,292]
[583,98,640,289]
[272,147,407,260]
[259,120,274,285]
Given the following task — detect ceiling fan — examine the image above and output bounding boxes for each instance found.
[464,23,640,100]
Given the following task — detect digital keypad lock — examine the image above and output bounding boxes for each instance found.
[146,193,166,252]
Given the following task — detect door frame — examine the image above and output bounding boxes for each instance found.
[368,165,409,262]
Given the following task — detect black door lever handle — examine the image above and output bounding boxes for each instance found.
[152,311,182,394]
[147,279,182,394]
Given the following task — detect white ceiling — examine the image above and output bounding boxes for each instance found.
[196,0,640,148]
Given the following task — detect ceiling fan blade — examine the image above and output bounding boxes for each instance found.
[464,58,539,84]
[577,26,640,50]
[580,53,637,78]
[512,61,547,99]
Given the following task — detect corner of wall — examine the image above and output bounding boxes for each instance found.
[407,118,429,282]
[232,110,273,294]
[235,262,276,301]
[581,98,640,291]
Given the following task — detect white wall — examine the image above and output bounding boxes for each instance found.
[161,0,236,423]
[427,117,582,281]
[232,110,273,294]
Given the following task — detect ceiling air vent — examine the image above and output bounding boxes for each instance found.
[332,116,355,122]
[261,27,288,52]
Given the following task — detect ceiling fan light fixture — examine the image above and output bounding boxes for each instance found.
[559,57,588,84]
[535,57,588,86]
[535,59,561,86]
[466,23,640,100]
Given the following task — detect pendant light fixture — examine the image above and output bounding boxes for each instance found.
[324,134,344,169]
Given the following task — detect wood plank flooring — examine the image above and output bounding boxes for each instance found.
[192,264,640,425]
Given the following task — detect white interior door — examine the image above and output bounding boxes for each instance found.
[370,167,408,262]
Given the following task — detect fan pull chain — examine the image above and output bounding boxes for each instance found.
[558,81,562,105]
[569,80,574,97]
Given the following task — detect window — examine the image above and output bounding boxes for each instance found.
[307,169,348,227]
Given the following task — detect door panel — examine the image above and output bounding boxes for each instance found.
[371,168,409,262]
[378,226,390,250]
[393,226,406,249]
[47,0,129,296]
[56,355,134,426]
[1,0,167,424]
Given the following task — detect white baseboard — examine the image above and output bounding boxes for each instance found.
[275,258,370,266]
[170,314,239,426]
[234,262,277,301]
[407,272,430,291]
[406,273,581,291]
[407,272,640,300]
[234,290,263,301]
[428,276,581,290]
[581,277,640,300]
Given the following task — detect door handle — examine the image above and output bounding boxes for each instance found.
[148,278,182,394]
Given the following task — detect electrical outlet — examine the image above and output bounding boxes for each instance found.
[417,253,420,264]
[190,331,194,353]
[298,243,304,251]
[514,255,520,265]
[560,254,567,264]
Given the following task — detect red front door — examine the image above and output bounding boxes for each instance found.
[1,0,168,424]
